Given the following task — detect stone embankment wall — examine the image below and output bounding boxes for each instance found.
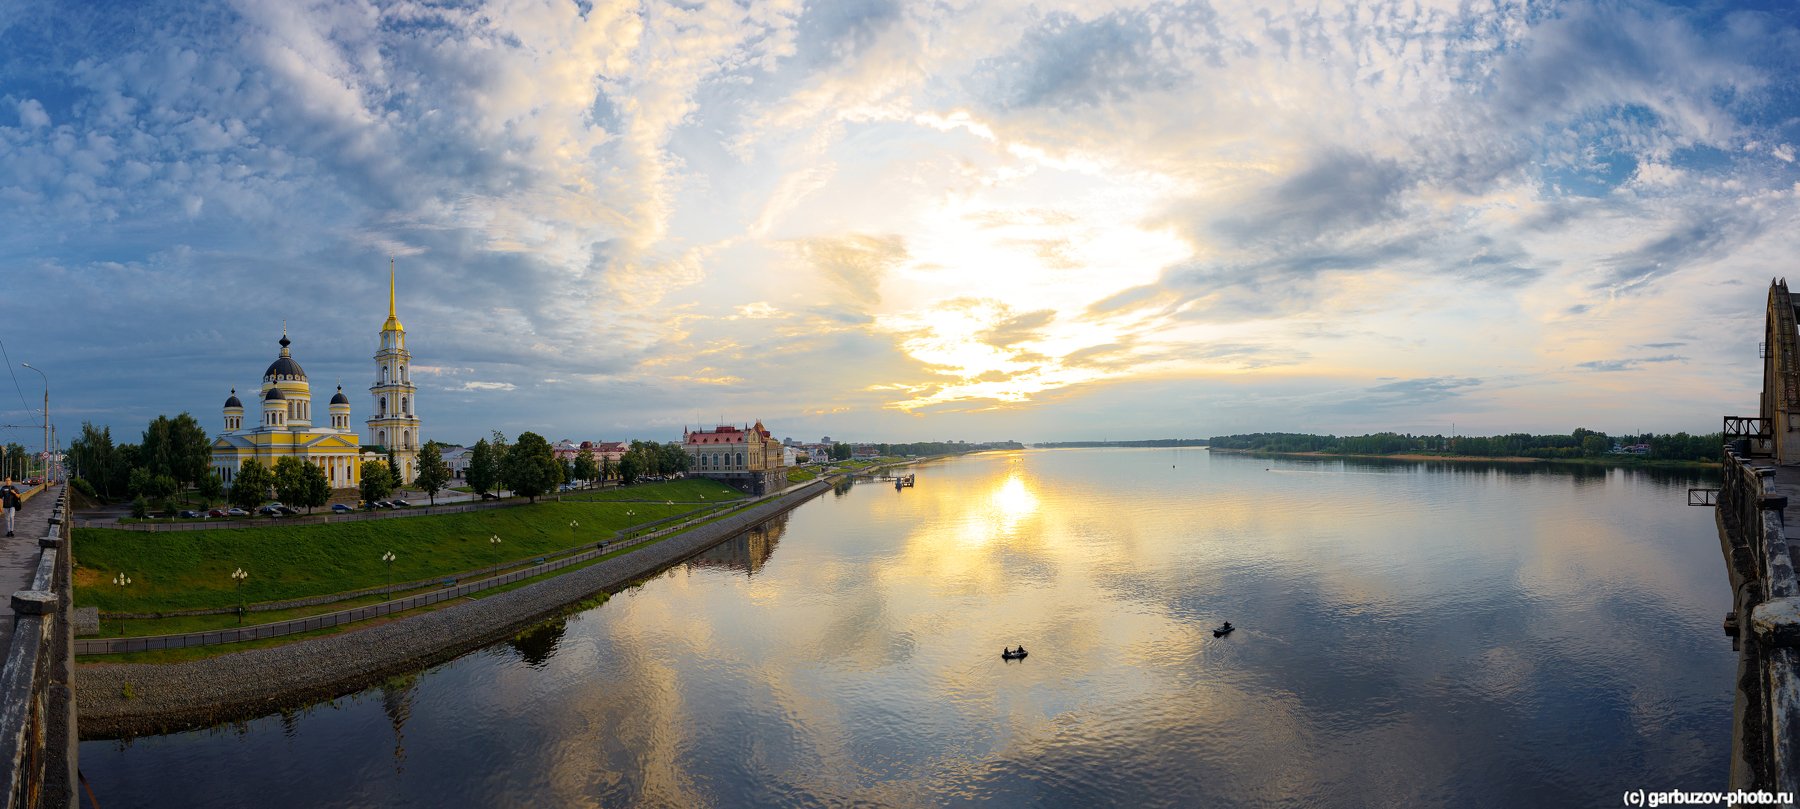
[76,479,831,738]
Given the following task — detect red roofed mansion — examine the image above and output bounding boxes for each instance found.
[683,421,787,495]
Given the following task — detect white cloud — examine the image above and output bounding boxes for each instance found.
[14,97,46,128]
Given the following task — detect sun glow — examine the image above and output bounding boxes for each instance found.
[991,474,1038,529]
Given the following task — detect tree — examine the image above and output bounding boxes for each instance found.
[140,413,212,490]
[109,443,139,499]
[230,459,272,509]
[197,472,223,505]
[360,459,395,506]
[68,422,118,498]
[415,440,452,505]
[831,442,852,461]
[501,431,560,503]
[386,449,404,489]
[618,451,642,485]
[467,438,499,496]
[299,461,331,514]
[658,442,690,475]
[574,449,600,488]
[148,474,179,514]
[598,455,616,484]
[273,456,308,505]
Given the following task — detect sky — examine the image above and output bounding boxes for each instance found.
[3,0,1799,447]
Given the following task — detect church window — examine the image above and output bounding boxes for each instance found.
[378,429,387,447]
[382,367,388,383]
[380,397,387,416]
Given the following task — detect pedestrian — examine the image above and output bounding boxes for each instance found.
[1,479,18,537]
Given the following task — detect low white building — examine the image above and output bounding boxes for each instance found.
[439,445,471,479]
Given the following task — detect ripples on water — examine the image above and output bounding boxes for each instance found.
[81,449,1731,807]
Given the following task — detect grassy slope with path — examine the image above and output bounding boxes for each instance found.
[74,479,746,613]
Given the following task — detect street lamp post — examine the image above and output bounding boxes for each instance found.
[20,363,45,483]
[489,534,502,571]
[382,551,396,600]
[231,567,248,624]
[569,520,579,541]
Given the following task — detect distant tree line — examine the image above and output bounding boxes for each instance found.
[1207,429,1723,462]
[1033,439,1209,448]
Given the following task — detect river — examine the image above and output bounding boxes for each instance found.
[79,448,1731,807]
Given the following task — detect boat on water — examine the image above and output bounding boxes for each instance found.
[1213,622,1235,637]
[1001,646,1028,660]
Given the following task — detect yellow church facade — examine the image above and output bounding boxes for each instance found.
[210,266,420,491]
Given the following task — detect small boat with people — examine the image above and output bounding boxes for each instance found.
[1213,622,1235,637]
[1001,645,1028,660]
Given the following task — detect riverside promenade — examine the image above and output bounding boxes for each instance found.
[76,478,834,738]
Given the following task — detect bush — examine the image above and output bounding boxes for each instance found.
[129,496,149,518]
[71,477,98,499]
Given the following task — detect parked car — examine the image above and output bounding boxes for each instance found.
[480,492,501,500]
[226,507,249,517]
[277,505,301,516]
[331,503,352,513]
[258,505,281,516]
[391,499,411,508]
[373,500,392,509]
[178,510,202,519]
[207,508,229,518]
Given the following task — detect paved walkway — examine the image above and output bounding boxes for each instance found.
[0,484,61,653]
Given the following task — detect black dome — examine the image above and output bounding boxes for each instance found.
[264,387,287,401]
[224,388,243,409]
[264,356,306,383]
[264,332,306,382]
[330,386,350,405]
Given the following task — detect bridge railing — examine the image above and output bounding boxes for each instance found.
[0,487,74,809]
[1720,451,1800,797]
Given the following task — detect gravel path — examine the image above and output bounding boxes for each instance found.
[75,480,831,738]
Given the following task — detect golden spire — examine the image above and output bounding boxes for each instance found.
[384,257,404,331]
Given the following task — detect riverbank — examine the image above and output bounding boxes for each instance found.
[75,478,834,738]
[1206,447,1720,470]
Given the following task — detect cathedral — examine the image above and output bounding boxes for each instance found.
[210,264,422,490]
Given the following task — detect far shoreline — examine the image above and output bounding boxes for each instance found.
[1205,446,1721,470]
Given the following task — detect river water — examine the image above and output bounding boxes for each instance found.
[80,448,1731,807]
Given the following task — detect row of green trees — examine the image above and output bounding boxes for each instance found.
[457,433,692,497]
[67,415,214,501]
[1208,429,1724,462]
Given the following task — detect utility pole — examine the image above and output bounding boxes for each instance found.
[22,363,46,483]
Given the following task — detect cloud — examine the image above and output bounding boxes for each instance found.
[792,233,907,308]
[14,98,46,128]
[3,0,1796,443]
[1576,355,1687,373]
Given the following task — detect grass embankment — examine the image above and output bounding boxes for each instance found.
[73,479,742,614]
[83,481,775,664]
[787,467,820,483]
